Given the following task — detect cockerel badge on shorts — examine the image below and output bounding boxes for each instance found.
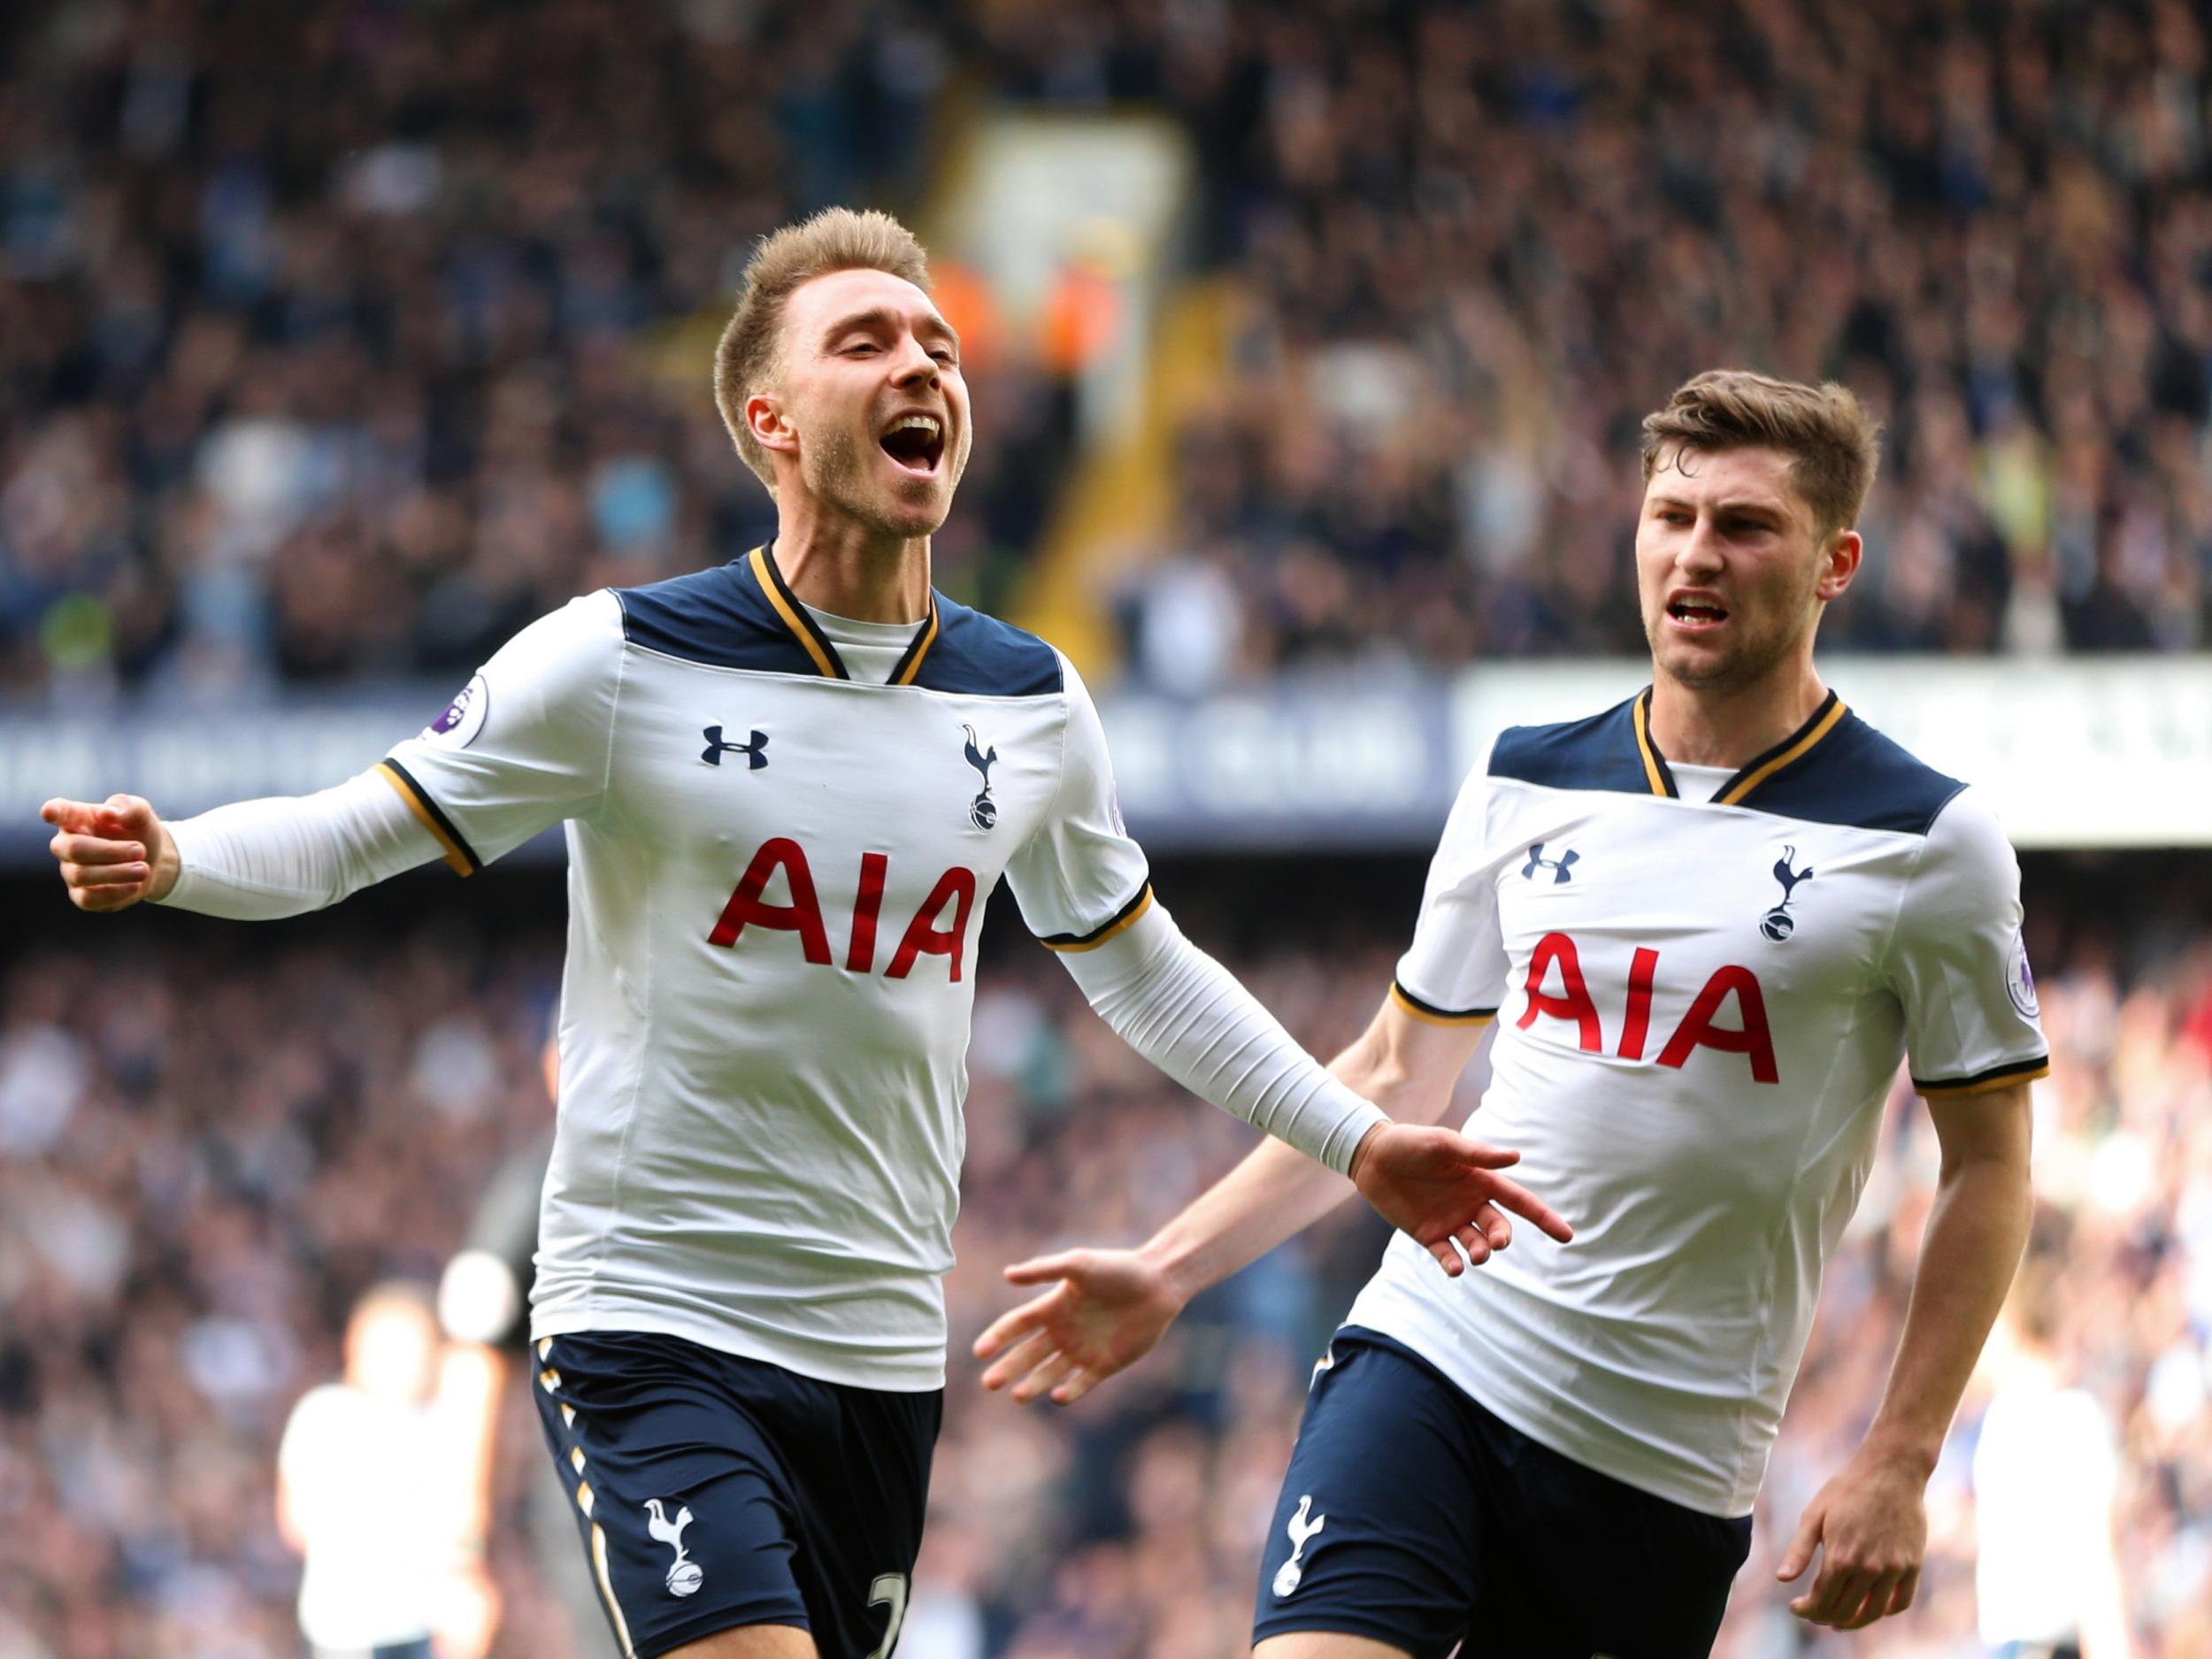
[1271,1494,1325,1597]
[645,1498,703,1596]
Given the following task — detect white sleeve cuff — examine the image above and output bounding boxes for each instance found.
[1052,900,1388,1175]
[157,768,445,920]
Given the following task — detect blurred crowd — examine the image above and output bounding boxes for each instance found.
[0,862,2207,1658]
[988,0,2212,683]
[6,0,2212,703]
[0,0,1063,701]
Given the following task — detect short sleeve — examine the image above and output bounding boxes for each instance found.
[379,591,625,872]
[1391,760,1507,1026]
[1885,788,2050,1097]
[1004,655,1153,951]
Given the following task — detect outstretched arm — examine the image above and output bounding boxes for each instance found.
[42,592,623,920]
[976,992,1568,1403]
[43,774,442,918]
[1777,1081,2033,1631]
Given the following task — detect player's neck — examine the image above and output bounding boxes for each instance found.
[769,506,932,624]
[1647,657,1831,769]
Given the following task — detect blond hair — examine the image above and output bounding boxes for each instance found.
[1640,370,1883,537]
[713,208,933,488]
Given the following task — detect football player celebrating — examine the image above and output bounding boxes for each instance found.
[977,371,2047,1656]
[40,209,1568,1659]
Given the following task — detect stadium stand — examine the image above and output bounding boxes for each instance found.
[4,2,2210,1655]
[4,1,2208,698]
[0,857,2206,1657]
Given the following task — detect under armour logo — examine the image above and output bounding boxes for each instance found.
[644,1498,702,1597]
[1761,845,1816,941]
[962,724,998,831]
[1271,1494,1326,1598]
[1523,843,1579,884]
[703,726,768,770]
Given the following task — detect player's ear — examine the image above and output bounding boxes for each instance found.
[1814,528,1862,602]
[747,391,799,457]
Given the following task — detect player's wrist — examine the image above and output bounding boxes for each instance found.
[1134,1233,1204,1308]
[1852,1429,1939,1485]
[1347,1118,1393,1187]
[145,821,182,902]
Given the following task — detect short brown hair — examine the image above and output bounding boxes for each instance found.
[1640,370,1883,537]
[713,208,933,489]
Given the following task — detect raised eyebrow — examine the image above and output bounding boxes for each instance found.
[823,306,962,352]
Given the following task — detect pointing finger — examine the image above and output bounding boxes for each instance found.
[41,798,102,833]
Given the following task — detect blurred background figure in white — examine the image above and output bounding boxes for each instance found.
[1972,1243,2132,1659]
[276,1281,447,1659]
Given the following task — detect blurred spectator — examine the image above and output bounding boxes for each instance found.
[986,0,2212,682]
[0,854,2206,1656]
[0,0,1056,700]
[275,1281,445,1659]
[1971,1248,2131,1659]
[7,1,2212,700]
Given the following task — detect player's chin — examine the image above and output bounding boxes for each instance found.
[1650,633,1741,689]
[871,476,956,538]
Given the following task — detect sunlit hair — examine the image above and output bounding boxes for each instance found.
[1640,370,1883,538]
[713,208,933,490]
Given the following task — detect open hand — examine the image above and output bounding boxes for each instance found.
[42,794,179,911]
[1349,1121,1572,1275]
[973,1248,1185,1406]
[1776,1451,1928,1629]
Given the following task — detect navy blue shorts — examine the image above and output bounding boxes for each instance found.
[1252,1329,1753,1659]
[532,1332,941,1659]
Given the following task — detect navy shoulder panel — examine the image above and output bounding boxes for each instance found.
[912,596,1064,697]
[614,561,822,676]
[1488,698,1654,794]
[1750,710,1965,835]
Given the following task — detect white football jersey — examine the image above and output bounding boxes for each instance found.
[1347,689,2048,1517]
[381,549,1150,1390]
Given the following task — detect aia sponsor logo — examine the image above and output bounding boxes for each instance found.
[708,838,977,982]
[1519,931,1778,1084]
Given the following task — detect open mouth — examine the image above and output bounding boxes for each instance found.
[1666,596,1730,630]
[879,413,946,476]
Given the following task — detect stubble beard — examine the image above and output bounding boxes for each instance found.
[1646,599,1817,695]
[803,424,952,541]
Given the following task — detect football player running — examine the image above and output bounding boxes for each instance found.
[41,209,1568,1659]
[978,371,2046,1657]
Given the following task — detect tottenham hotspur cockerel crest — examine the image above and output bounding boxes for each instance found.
[962,725,998,831]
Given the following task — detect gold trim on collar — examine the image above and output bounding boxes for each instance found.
[749,546,841,678]
[1717,696,1848,806]
[892,600,940,687]
[1632,692,1672,798]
